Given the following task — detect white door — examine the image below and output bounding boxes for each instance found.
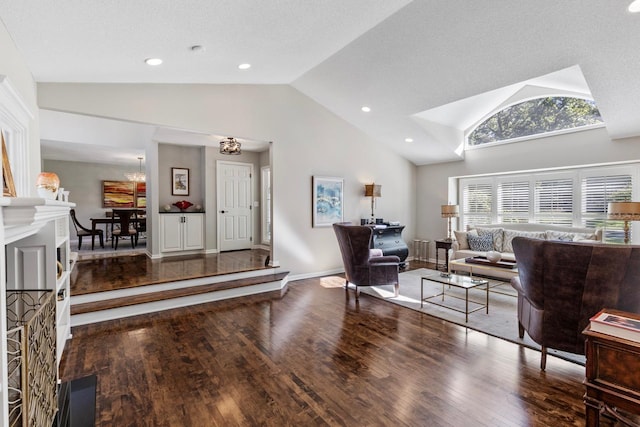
[218,161,253,251]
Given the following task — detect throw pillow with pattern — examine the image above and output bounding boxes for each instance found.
[545,230,575,242]
[476,227,504,252]
[454,229,477,250]
[503,230,546,253]
[468,233,493,252]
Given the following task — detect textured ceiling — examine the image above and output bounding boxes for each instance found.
[2,0,640,166]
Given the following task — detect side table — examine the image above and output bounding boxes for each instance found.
[435,239,453,271]
[583,323,640,426]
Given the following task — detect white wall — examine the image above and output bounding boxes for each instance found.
[416,126,640,255]
[37,83,416,276]
[0,20,40,193]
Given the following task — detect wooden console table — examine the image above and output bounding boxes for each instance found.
[583,323,640,426]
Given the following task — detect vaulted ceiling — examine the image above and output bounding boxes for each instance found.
[1,0,639,166]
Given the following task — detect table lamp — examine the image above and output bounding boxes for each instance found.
[365,184,381,224]
[441,204,459,241]
[607,201,640,244]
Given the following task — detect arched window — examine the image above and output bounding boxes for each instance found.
[467,97,603,147]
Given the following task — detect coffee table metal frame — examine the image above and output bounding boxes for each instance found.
[420,273,489,322]
[449,258,518,297]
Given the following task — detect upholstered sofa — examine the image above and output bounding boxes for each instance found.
[451,223,603,263]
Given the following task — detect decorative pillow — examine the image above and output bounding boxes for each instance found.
[545,230,575,242]
[572,232,597,241]
[502,229,546,253]
[476,227,504,252]
[454,229,477,250]
[468,233,494,252]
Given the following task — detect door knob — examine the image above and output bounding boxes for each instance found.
[220,210,226,213]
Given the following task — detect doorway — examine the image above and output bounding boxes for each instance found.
[217,160,253,251]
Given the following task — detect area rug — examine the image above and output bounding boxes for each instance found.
[359,268,585,366]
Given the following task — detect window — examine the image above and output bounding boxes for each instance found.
[462,181,492,229]
[458,164,637,241]
[534,177,573,225]
[497,180,529,224]
[468,97,603,147]
[581,173,632,243]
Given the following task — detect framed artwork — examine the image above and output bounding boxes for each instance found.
[312,176,344,227]
[172,167,189,196]
[136,181,146,208]
[102,180,135,208]
[2,131,16,197]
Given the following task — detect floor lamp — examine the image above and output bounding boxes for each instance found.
[441,204,459,241]
[607,202,640,244]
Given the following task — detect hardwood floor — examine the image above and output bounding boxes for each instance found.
[70,249,272,295]
[59,268,601,426]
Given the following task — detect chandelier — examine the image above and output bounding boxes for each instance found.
[125,157,146,182]
[220,137,241,155]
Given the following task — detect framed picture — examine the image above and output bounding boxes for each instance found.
[136,181,146,208]
[172,167,189,196]
[312,176,344,227]
[2,131,16,197]
[102,180,135,208]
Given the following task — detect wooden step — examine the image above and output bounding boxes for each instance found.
[71,271,289,316]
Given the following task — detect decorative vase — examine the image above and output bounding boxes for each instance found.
[486,250,502,263]
[173,200,193,212]
[36,172,60,199]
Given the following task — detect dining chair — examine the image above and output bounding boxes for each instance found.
[111,209,138,249]
[70,208,104,250]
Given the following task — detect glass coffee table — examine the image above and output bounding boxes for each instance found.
[421,273,489,322]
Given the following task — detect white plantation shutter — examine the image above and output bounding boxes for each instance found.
[534,178,573,225]
[457,165,636,241]
[581,173,632,242]
[497,180,529,223]
[462,181,492,229]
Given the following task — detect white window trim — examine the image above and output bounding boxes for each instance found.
[465,122,605,151]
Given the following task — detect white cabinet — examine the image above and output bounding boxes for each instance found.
[160,213,204,252]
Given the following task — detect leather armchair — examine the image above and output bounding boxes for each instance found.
[333,223,400,300]
[511,236,640,370]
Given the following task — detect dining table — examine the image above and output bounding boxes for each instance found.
[90,214,146,250]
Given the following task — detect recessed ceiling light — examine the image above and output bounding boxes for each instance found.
[629,0,640,12]
[238,63,251,70]
[361,106,371,112]
[145,58,163,66]
[405,138,414,143]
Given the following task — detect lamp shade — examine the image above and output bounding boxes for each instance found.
[441,204,459,218]
[364,184,381,198]
[607,202,640,220]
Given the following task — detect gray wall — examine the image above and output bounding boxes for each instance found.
[43,159,141,244]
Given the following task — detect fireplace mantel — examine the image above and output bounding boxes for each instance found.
[1,197,75,244]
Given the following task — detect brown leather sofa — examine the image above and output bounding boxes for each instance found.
[333,223,400,300]
[511,236,640,370]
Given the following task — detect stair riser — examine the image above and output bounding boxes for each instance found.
[71,279,287,326]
